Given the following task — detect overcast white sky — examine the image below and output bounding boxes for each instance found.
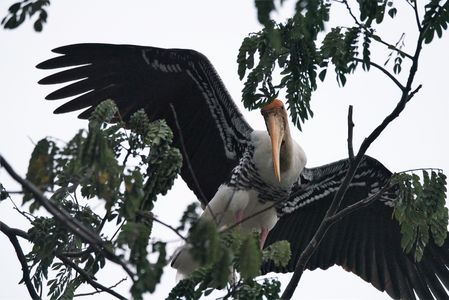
[0,1,448,299]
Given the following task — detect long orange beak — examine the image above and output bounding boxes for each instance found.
[264,112,284,182]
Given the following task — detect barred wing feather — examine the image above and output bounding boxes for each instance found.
[263,156,449,300]
[37,43,253,202]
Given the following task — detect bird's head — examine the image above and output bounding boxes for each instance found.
[260,99,289,182]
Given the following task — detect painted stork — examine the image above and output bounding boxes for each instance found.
[37,44,449,299]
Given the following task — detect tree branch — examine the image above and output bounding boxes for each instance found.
[281,26,425,299]
[137,211,186,241]
[168,104,209,207]
[73,278,127,298]
[0,154,136,281]
[412,0,422,31]
[347,105,354,161]
[326,182,392,224]
[0,220,128,300]
[0,221,40,300]
[57,256,127,300]
[353,58,405,90]
[341,0,413,60]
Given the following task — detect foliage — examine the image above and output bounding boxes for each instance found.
[238,0,330,130]
[239,0,449,129]
[167,227,289,299]
[422,0,449,44]
[5,99,291,299]
[392,170,448,261]
[16,100,182,299]
[263,240,291,268]
[1,0,49,32]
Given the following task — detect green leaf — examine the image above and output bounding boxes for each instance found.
[388,7,397,18]
[255,0,275,25]
[318,69,327,81]
[8,3,21,13]
[238,233,262,280]
[239,1,330,130]
[263,240,291,268]
[188,220,219,265]
[392,170,448,261]
[0,183,8,201]
[23,138,58,211]
[33,20,42,32]
[211,246,231,289]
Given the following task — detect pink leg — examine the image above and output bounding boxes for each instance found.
[235,210,244,226]
[260,227,269,249]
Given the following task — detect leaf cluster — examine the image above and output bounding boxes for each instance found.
[238,0,330,129]
[241,0,449,129]
[18,100,182,299]
[392,170,448,261]
[2,0,49,32]
[422,0,449,44]
[168,222,290,299]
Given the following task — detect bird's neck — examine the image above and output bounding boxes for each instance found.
[280,126,294,174]
[279,123,307,187]
[252,128,306,188]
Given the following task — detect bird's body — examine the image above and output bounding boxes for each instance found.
[197,129,306,237]
[38,43,449,299]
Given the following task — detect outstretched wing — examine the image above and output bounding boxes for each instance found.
[263,156,449,300]
[37,43,253,202]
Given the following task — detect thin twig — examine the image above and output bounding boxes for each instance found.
[327,182,391,224]
[4,190,24,194]
[9,196,35,223]
[57,256,127,300]
[169,103,217,222]
[398,167,445,174]
[353,58,405,90]
[341,0,413,60]
[412,0,422,31]
[141,212,187,241]
[60,247,94,258]
[110,220,125,242]
[347,105,354,161]
[0,221,40,300]
[73,278,127,298]
[168,104,208,207]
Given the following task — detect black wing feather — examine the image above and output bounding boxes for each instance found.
[37,43,253,202]
[263,156,449,300]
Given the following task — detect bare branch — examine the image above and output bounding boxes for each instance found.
[58,256,127,300]
[0,221,40,300]
[353,58,405,90]
[347,105,354,161]
[412,0,422,31]
[327,182,392,224]
[137,211,186,241]
[341,0,413,60]
[73,278,127,298]
[60,247,94,258]
[168,104,209,208]
[169,103,218,223]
